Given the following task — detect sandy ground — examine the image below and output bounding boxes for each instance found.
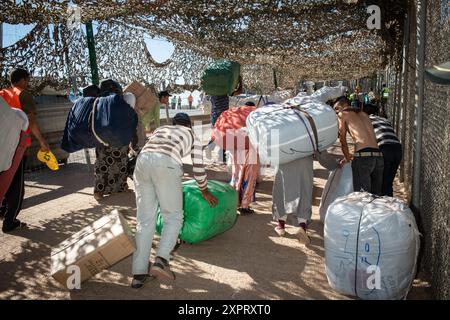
[0,126,431,300]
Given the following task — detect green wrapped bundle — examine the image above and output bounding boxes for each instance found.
[200,60,241,96]
[156,180,238,244]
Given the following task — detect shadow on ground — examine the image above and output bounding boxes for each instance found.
[0,151,430,299]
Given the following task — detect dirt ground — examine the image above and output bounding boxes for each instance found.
[0,127,432,300]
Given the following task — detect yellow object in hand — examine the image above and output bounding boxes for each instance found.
[37,149,59,171]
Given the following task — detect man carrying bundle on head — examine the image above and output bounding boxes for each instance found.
[201,60,243,163]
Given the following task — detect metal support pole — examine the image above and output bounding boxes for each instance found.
[394,69,402,131]
[391,72,398,122]
[411,0,427,211]
[0,22,3,64]
[0,22,3,49]
[84,22,99,168]
[399,4,413,183]
[85,21,99,85]
[273,68,278,90]
[396,12,409,137]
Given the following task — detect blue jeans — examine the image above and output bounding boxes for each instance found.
[132,152,184,275]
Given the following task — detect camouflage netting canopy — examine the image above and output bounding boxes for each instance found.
[0,0,408,93]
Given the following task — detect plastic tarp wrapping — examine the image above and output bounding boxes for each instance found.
[246,102,337,166]
[324,192,421,300]
[0,97,29,172]
[229,90,294,107]
[311,85,347,103]
[201,60,241,96]
[319,163,353,222]
[156,180,238,244]
[61,97,98,153]
[212,106,256,151]
[92,95,138,148]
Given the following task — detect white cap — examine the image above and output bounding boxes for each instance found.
[123,92,136,109]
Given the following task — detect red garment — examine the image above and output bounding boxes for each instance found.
[0,131,28,201]
[212,105,256,151]
[229,146,260,208]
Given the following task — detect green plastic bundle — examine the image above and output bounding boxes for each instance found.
[200,60,241,96]
[156,180,238,244]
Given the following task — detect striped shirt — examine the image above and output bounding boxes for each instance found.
[369,115,401,146]
[141,125,208,190]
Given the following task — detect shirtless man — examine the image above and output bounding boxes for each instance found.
[333,96,384,195]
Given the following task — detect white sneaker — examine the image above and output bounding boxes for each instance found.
[297,225,311,245]
[274,225,286,237]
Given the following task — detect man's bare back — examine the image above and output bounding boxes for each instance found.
[339,110,379,152]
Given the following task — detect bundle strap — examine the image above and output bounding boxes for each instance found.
[256,95,264,108]
[91,98,110,147]
[285,104,319,153]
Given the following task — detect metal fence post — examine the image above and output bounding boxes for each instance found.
[411,0,427,211]
[399,3,413,184]
[85,21,99,85]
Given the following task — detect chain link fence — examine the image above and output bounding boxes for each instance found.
[389,0,450,299]
[14,0,449,299]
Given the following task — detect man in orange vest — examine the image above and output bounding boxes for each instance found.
[0,68,49,232]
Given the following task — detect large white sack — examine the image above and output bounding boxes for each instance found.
[311,85,347,103]
[0,98,29,172]
[286,95,314,106]
[246,102,337,166]
[319,163,353,222]
[230,91,294,108]
[229,94,260,107]
[271,90,294,103]
[324,192,421,300]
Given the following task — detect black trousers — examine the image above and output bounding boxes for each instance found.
[352,154,384,196]
[380,144,402,197]
[1,158,26,229]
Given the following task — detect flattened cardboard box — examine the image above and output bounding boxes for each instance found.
[50,210,135,288]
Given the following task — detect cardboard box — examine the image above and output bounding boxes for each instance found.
[124,81,158,115]
[50,210,135,288]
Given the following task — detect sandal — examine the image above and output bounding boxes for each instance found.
[93,192,104,201]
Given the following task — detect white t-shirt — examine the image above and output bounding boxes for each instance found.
[0,97,29,172]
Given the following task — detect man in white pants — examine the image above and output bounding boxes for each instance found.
[272,151,340,244]
[131,113,217,288]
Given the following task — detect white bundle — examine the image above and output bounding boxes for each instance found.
[324,192,421,300]
[246,102,337,165]
[319,163,353,222]
[311,85,347,103]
